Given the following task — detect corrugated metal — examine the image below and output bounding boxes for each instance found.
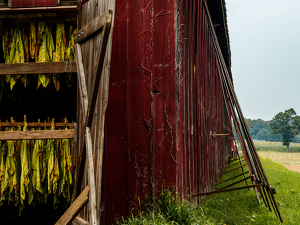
[11,0,57,7]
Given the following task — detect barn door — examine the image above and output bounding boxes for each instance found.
[55,1,114,224]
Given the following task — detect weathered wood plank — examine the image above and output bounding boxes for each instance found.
[72,217,89,225]
[74,23,111,205]
[0,13,56,18]
[4,11,77,23]
[74,9,112,43]
[55,186,89,225]
[75,43,89,118]
[85,127,97,225]
[0,122,74,128]
[0,5,77,11]
[85,22,111,128]
[0,61,76,75]
[0,129,74,140]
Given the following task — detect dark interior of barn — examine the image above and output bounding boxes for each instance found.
[0,24,77,224]
[0,28,77,124]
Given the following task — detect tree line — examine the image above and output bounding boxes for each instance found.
[244,118,282,142]
[243,108,300,151]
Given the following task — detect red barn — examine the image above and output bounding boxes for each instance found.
[0,0,234,224]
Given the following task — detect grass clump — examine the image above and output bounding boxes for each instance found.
[118,189,213,225]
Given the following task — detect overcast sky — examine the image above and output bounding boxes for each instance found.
[226,0,300,121]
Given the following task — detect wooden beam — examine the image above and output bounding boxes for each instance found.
[0,61,76,75]
[0,13,57,18]
[3,11,77,23]
[0,122,74,128]
[85,127,97,225]
[74,9,112,43]
[0,5,77,11]
[0,129,74,140]
[55,185,89,225]
[75,43,89,118]
[85,22,111,128]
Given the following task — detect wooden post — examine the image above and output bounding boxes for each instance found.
[85,127,97,225]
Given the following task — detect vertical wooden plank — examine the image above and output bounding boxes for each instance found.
[85,127,97,225]
[103,0,128,223]
[126,0,152,214]
[75,43,89,118]
[152,0,177,197]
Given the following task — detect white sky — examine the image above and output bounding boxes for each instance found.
[226,0,300,121]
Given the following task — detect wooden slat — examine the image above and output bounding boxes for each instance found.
[0,129,74,140]
[75,43,89,118]
[74,9,112,43]
[0,5,77,11]
[0,13,57,18]
[5,11,77,23]
[85,127,97,225]
[1,122,74,128]
[0,61,76,75]
[55,186,89,225]
[85,22,111,128]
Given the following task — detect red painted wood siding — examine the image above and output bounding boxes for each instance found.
[104,0,232,223]
[11,0,57,7]
[178,0,233,200]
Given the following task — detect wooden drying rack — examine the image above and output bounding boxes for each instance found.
[0,122,75,140]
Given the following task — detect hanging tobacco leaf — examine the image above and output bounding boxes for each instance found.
[20,117,30,205]
[35,22,45,61]
[29,22,36,60]
[22,26,29,63]
[37,31,50,88]
[31,128,43,194]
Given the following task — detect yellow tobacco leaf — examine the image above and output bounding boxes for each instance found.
[29,22,36,60]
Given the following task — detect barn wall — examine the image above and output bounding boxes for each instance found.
[105,0,178,223]
[102,0,233,223]
[177,0,233,200]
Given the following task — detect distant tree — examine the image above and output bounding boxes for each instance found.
[245,118,253,130]
[269,108,300,151]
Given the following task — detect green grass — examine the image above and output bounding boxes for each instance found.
[203,158,300,224]
[254,141,300,153]
[119,158,300,225]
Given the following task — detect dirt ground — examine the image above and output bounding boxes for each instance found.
[258,152,300,173]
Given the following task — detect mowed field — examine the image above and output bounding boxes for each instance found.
[255,141,300,172]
